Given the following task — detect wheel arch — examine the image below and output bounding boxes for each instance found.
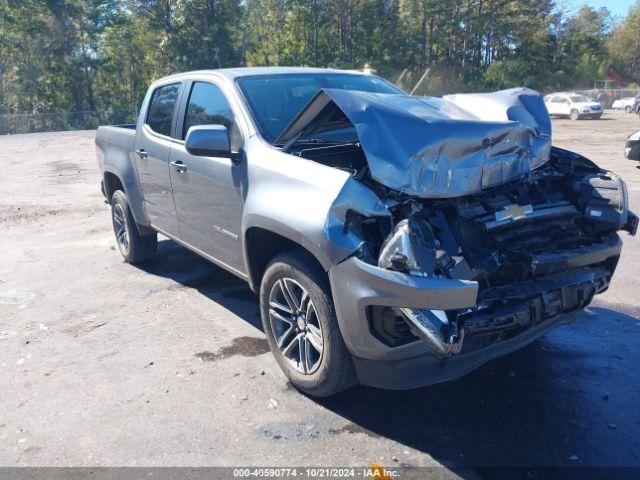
[103,171,125,201]
[244,226,330,293]
[103,166,154,236]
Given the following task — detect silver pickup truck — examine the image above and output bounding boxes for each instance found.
[95,67,637,397]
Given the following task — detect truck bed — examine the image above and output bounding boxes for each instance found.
[95,124,136,171]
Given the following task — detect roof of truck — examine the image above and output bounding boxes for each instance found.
[157,67,371,83]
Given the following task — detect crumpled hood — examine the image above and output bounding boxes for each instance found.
[277,87,552,198]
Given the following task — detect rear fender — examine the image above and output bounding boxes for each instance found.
[102,154,150,229]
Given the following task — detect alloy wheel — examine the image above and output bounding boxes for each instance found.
[268,277,324,374]
[112,203,130,254]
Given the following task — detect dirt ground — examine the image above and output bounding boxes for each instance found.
[1,110,639,474]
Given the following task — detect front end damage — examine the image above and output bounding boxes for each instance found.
[353,147,635,360]
[279,87,638,385]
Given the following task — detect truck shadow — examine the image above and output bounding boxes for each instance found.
[135,239,640,472]
[136,239,262,330]
[319,305,640,471]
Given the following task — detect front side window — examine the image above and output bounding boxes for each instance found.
[146,83,180,136]
[183,81,240,150]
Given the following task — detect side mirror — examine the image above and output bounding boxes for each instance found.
[185,125,232,158]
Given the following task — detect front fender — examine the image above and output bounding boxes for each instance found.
[242,148,389,271]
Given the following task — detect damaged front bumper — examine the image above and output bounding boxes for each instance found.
[350,310,582,390]
[328,256,478,360]
[328,236,622,390]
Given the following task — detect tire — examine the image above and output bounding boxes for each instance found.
[570,109,580,121]
[111,190,157,263]
[260,251,357,397]
[625,106,633,114]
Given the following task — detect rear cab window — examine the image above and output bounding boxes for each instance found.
[146,83,180,136]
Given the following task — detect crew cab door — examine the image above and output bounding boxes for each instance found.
[168,80,245,274]
[134,82,183,237]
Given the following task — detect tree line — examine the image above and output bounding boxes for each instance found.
[1,0,640,115]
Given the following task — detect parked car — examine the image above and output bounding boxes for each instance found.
[95,68,637,397]
[544,92,603,120]
[612,96,639,113]
[626,130,640,161]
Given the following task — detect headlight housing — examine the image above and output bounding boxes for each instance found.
[377,216,472,279]
[377,218,435,274]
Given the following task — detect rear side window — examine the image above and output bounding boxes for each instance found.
[146,83,180,136]
[183,81,240,150]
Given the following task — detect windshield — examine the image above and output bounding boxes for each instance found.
[236,73,402,143]
[569,95,591,103]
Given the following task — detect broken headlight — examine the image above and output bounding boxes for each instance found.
[377,218,437,275]
[377,214,472,279]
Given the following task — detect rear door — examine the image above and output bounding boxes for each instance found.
[169,80,245,274]
[134,82,183,237]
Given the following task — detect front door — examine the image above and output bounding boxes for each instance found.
[134,82,182,237]
[169,81,245,273]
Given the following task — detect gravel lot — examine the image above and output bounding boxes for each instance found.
[1,110,639,473]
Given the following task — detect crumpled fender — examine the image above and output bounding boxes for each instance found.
[324,176,391,254]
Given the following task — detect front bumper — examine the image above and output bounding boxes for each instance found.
[328,256,478,361]
[329,241,619,389]
[352,310,581,389]
[580,112,602,119]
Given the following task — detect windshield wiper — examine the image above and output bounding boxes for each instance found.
[280,133,344,152]
[291,138,338,144]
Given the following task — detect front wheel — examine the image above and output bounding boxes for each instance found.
[570,109,580,121]
[626,106,633,113]
[111,190,157,263]
[260,251,356,397]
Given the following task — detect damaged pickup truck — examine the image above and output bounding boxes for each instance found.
[95,68,638,397]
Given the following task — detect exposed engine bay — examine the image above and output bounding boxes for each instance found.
[282,89,638,359]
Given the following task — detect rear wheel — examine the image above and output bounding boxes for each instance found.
[625,106,633,113]
[570,109,580,121]
[260,251,356,397]
[111,190,157,263]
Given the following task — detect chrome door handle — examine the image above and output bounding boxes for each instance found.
[170,160,187,173]
[135,148,148,160]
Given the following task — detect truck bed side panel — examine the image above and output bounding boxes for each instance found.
[96,126,150,228]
